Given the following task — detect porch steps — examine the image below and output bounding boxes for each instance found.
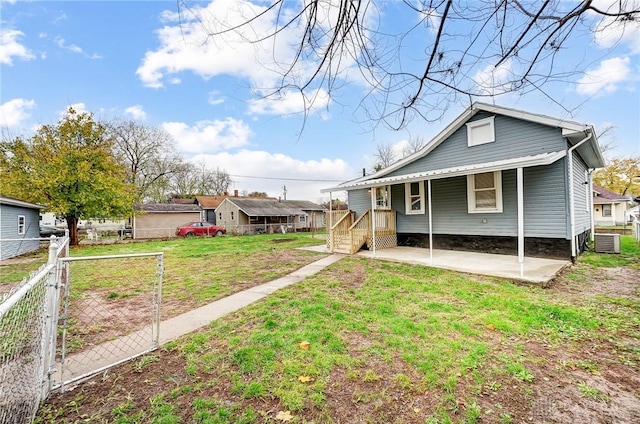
[333,241,352,254]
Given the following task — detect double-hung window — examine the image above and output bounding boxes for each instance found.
[404,181,425,214]
[602,204,612,217]
[467,171,503,213]
[18,215,26,235]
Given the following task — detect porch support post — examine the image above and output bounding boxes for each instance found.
[588,170,595,242]
[427,179,433,265]
[329,192,333,251]
[517,167,524,277]
[371,188,376,257]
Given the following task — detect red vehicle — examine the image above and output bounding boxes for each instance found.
[175,221,226,237]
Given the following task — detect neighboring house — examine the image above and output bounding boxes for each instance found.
[592,185,632,226]
[133,203,202,239]
[323,102,605,259]
[216,198,326,234]
[0,196,45,260]
[196,191,277,223]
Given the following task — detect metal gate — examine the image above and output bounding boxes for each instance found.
[53,252,163,391]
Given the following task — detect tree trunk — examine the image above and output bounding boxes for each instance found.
[66,216,80,246]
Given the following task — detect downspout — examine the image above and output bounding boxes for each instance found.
[567,133,592,259]
[427,180,433,265]
[588,169,595,243]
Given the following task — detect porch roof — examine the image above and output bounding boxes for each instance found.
[322,150,566,192]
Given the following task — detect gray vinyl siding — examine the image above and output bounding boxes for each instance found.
[357,161,569,239]
[522,161,569,238]
[572,152,591,234]
[348,189,372,218]
[386,112,566,177]
[0,204,41,260]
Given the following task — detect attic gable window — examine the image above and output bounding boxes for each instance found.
[467,171,503,213]
[466,116,495,146]
[404,181,425,214]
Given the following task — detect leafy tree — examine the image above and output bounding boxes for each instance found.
[593,156,640,198]
[186,0,639,129]
[0,108,135,245]
[107,119,187,203]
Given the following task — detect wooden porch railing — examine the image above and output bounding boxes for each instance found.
[326,209,397,254]
[329,210,354,251]
[348,210,370,254]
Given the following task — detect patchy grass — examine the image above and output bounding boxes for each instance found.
[37,252,640,423]
[581,235,640,268]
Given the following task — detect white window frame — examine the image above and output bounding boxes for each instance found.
[602,204,612,217]
[466,116,495,147]
[374,185,391,210]
[299,214,307,223]
[18,215,26,235]
[467,171,503,213]
[404,181,425,215]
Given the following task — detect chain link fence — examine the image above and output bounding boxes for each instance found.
[0,237,68,424]
[55,253,163,390]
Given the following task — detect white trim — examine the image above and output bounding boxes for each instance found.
[517,167,524,277]
[467,171,503,213]
[466,116,495,146]
[427,180,433,265]
[322,150,566,192]
[17,215,26,235]
[404,181,425,214]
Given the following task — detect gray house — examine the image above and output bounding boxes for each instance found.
[0,196,45,260]
[216,198,326,234]
[323,103,604,260]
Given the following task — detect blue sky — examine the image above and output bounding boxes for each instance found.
[1,0,639,202]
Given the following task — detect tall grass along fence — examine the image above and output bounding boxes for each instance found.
[0,237,164,424]
[0,236,69,424]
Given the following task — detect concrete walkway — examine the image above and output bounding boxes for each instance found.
[57,254,343,386]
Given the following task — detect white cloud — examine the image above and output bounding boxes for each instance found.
[208,90,225,106]
[247,88,331,116]
[54,36,82,53]
[0,98,36,128]
[59,103,89,118]
[54,35,101,59]
[0,29,35,65]
[189,149,353,202]
[124,105,147,120]
[162,118,252,155]
[576,56,631,96]
[137,0,372,115]
[473,59,514,97]
[592,0,640,53]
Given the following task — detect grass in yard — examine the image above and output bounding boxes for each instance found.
[580,235,640,268]
[37,254,640,423]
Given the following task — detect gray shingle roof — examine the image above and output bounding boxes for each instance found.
[226,199,325,217]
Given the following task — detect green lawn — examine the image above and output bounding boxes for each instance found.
[36,235,640,423]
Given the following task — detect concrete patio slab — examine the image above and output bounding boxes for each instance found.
[356,246,569,283]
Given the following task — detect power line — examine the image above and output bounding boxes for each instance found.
[230,174,342,182]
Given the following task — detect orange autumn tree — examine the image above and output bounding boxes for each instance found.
[593,156,640,198]
[0,108,135,245]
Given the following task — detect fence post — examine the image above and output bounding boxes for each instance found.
[40,238,60,399]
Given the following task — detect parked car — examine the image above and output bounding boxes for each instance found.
[175,221,226,237]
[39,225,66,238]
